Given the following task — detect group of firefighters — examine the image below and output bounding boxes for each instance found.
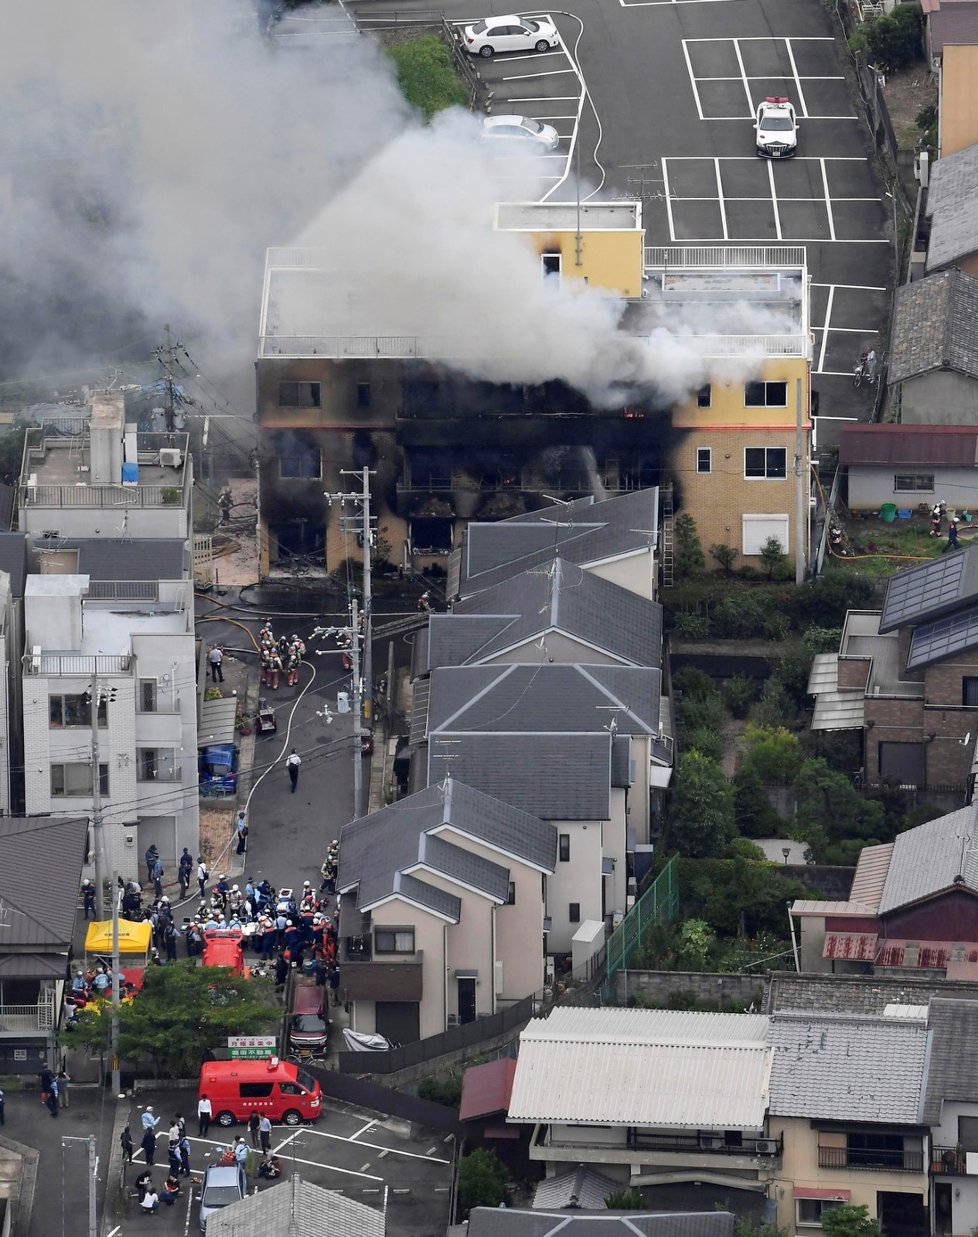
[258,619,306,690]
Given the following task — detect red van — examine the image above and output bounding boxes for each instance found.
[201,930,245,977]
[198,1057,323,1127]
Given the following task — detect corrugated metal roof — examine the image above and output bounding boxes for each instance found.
[884,1003,929,1019]
[811,692,865,731]
[460,1058,517,1122]
[849,842,894,912]
[823,932,878,961]
[878,806,978,913]
[508,1009,771,1128]
[791,899,879,916]
[839,423,978,467]
[199,697,237,746]
[808,653,841,695]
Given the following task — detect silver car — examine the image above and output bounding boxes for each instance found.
[199,1163,247,1231]
[482,115,560,152]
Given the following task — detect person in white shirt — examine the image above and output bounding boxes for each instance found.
[197,1094,213,1138]
[286,749,301,793]
[141,1188,159,1213]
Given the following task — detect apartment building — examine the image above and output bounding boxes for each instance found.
[22,572,199,880]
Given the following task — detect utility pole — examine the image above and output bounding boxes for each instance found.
[154,324,181,432]
[794,375,805,585]
[311,598,365,818]
[89,687,105,919]
[111,867,121,1097]
[61,1135,98,1237]
[325,469,375,728]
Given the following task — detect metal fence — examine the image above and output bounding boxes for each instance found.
[605,856,680,989]
[645,245,806,270]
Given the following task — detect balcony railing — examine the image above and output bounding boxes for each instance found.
[25,654,132,676]
[343,937,372,963]
[628,1131,783,1158]
[932,1148,970,1175]
[818,1146,924,1173]
[645,245,806,270]
[0,995,58,1033]
[22,484,183,508]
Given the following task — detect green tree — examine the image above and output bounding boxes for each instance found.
[664,751,736,858]
[801,624,842,656]
[724,675,756,719]
[457,1149,508,1215]
[741,724,804,785]
[674,918,716,969]
[793,758,885,862]
[751,676,797,729]
[387,36,468,122]
[710,543,737,575]
[821,1205,880,1237]
[732,766,781,837]
[69,960,278,1078]
[605,1189,648,1209]
[851,4,923,71]
[674,513,706,577]
[759,535,788,581]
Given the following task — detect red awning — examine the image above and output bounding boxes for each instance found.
[794,1188,851,1201]
[823,932,878,961]
[460,1058,517,1123]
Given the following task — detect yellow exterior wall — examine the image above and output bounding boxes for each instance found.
[940,45,978,157]
[669,359,810,570]
[515,230,644,297]
[771,1117,927,1234]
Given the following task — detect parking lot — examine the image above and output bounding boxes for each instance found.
[116,1094,453,1237]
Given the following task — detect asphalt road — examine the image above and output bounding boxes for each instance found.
[350,0,893,435]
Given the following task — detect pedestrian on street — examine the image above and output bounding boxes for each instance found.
[248,1110,261,1149]
[178,848,193,898]
[121,1125,134,1163]
[57,1068,70,1108]
[141,1188,160,1214]
[197,858,209,899]
[135,1169,152,1202]
[164,921,178,962]
[82,879,97,920]
[197,1093,212,1138]
[141,1127,157,1166]
[233,1137,249,1169]
[142,1106,161,1133]
[235,810,248,856]
[286,749,300,793]
[944,521,961,553]
[208,644,224,683]
[274,951,289,995]
[151,857,164,899]
[179,1135,192,1177]
[145,844,159,886]
[259,1114,272,1154]
[168,1142,181,1176]
[45,1081,59,1118]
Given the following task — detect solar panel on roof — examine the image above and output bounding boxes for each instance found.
[880,551,971,632]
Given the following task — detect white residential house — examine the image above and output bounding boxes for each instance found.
[22,573,199,879]
[336,778,556,1043]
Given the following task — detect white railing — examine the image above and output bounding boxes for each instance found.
[259,334,422,359]
[0,994,57,1033]
[644,245,806,270]
[633,332,807,357]
[25,653,131,676]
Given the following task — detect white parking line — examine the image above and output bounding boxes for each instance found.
[819,158,836,241]
[494,50,568,61]
[732,39,755,115]
[350,1119,377,1140]
[662,159,676,241]
[682,40,704,121]
[817,285,835,372]
[501,67,576,80]
[294,1125,451,1163]
[684,35,836,40]
[695,75,845,82]
[620,0,750,7]
[785,38,809,118]
[666,195,879,203]
[714,158,728,240]
[767,159,782,240]
[507,95,579,101]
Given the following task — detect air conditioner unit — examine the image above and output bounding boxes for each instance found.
[755,1139,779,1155]
[159,448,182,468]
[29,645,41,674]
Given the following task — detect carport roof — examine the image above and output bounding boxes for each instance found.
[889,268,978,382]
[927,142,978,272]
[205,1173,384,1237]
[839,423,978,467]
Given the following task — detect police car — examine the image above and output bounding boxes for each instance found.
[754,97,798,158]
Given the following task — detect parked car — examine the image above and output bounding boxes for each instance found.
[754,96,798,158]
[289,982,329,1057]
[463,14,560,57]
[482,115,560,151]
[199,1163,247,1231]
[198,1057,324,1127]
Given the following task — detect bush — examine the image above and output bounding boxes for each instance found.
[387,36,468,122]
[710,543,737,575]
[674,513,705,577]
[674,667,716,700]
[852,4,924,72]
[606,1189,648,1209]
[713,592,772,639]
[733,767,782,837]
[723,675,756,719]
[789,573,877,629]
[457,1149,508,1215]
[684,726,726,762]
[801,624,842,655]
[751,677,798,729]
[417,1074,462,1108]
[741,724,804,785]
[673,610,711,639]
[759,536,787,581]
[728,836,767,861]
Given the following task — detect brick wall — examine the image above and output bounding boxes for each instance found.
[838,657,870,690]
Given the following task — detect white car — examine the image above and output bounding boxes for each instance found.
[482,114,560,151]
[754,97,798,158]
[463,14,560,58]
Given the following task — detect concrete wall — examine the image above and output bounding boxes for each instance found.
[366,901,446,1041]
[547,819,604,953]
[900,371,978,425]
[588,551,657,602]
[847,465,978,512]
[614,970,766,1009]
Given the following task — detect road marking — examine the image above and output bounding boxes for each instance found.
[694,75,846,82]
[350,1119,377,1140]
[732,38,755,115]
[378,1149,390,1158]
[292,1126,451,1163]
[539,30,587,203]
[820,158,836,241]
[681,34,836,40]
[817,285,834,373]
[426,1145,439,1156]
[767,159,782,240]
[281,1153,384,1180]
[662,159,676,242]
[785,38,809,117]
[360,1162,372,1172]
[506,95,579,101]
[714,158,728,240]
[493,50,568,61]
[272,1131,302,1155]
[500,68,576,80]
[682,41,704,121]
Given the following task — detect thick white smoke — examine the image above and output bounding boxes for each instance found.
[1,0,789,408]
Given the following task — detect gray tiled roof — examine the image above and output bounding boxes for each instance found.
[436,558,662,669]
[876,805,978,913]
[206,1174,384,1237]
[879,545,978,632]
[428,732,613,820]
[426,663,662,737]
[31,537,189,580]
[768,1012,929,1122]
[923,998,978,1123]
[0,817,88,949]
[927,144,978,273]
[337,780,556,916]
[457,490,658,598]
[532,1167,621,1210]
[467,1209,736,1237]
[889,268,978,382]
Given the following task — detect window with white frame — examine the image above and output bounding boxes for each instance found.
[796,1199,844,1227]
[374,928,415,954]
[744,447,787,479]
[742,514,790,556]
[696,447,712,474]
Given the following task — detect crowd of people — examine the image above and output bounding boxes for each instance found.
[258,620,306,690]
